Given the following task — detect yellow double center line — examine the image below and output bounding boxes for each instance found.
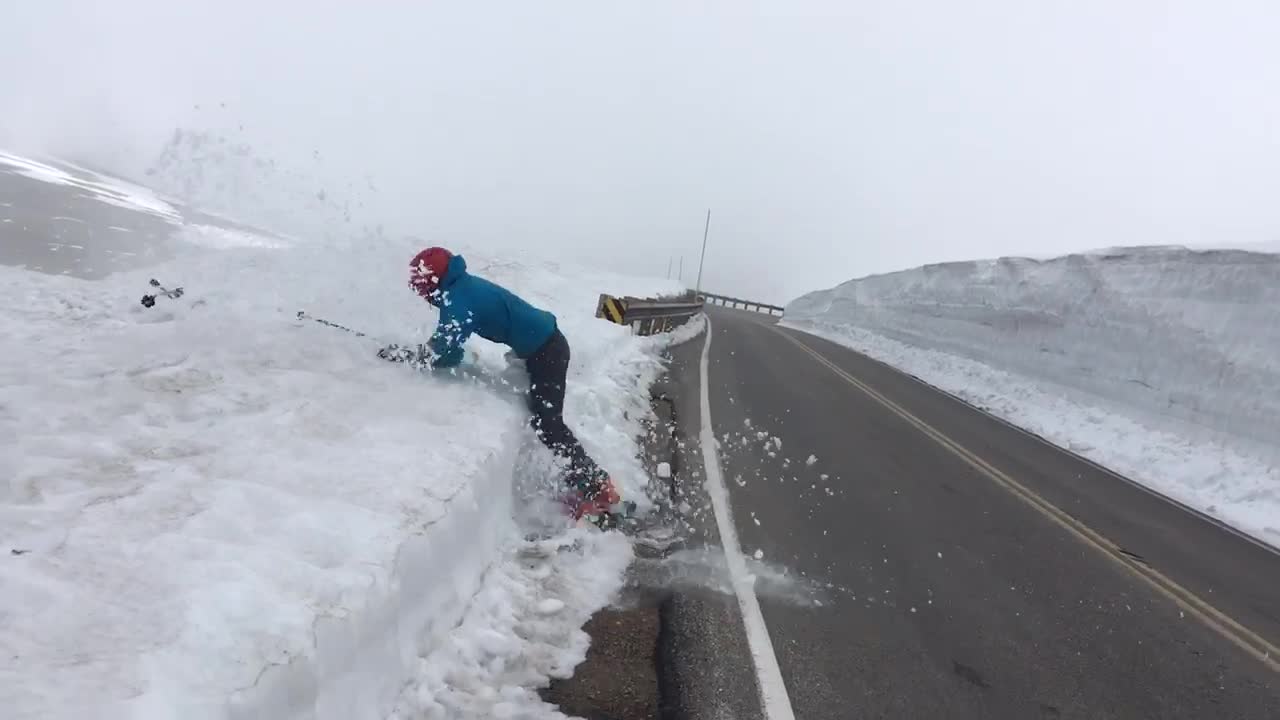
[773,327,1280,674]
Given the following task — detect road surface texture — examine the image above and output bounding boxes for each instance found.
[548,338,767,720]
[662,305,1280,719]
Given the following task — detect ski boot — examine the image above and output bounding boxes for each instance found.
[566,475,631,529]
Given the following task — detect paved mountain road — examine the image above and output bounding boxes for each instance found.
[657,306,1280,719]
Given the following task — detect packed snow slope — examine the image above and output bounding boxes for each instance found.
[784,246,1280,546]
[1,159,694,719]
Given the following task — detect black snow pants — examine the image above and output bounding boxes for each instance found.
[524,328,607,493]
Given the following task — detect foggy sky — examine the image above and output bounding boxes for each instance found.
[3,1,1278,304]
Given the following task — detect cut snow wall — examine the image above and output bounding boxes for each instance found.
[1,151,687,720]
[230,435,518,720]
[786,247,1280,459]
[112,432,522,720]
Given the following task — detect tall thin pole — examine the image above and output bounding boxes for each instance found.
[695,209,711,293]
[666,256,673,279]
[678,256,684,281]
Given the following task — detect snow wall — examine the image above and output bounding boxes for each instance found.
[786,246,1280,461]
[1,152,693,719]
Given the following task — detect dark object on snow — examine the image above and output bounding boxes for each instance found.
[141,278,184,308]
[11,549,30,556]
[377,342,429,367]
[593,501,639,530]
[297,311,368,337]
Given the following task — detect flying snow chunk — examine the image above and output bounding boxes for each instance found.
[753,549,764,560]
[656,462,672,479]
[536,599,566,615]
[806,454,818,466]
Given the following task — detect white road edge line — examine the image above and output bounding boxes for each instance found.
[697,317,797,720]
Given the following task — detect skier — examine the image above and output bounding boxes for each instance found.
[379,246,621,522]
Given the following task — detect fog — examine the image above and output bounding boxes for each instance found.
[4,1,1278,303]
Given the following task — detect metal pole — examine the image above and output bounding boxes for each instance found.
[666,256,673,279]
[695,209,711,293]
[678,256,684,282]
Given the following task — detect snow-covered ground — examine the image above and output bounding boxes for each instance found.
[1,157,698,719]
[784,246,1280,547]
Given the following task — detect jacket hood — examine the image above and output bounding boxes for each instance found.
[441,254,467,288]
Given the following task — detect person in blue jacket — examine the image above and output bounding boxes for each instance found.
[379,246,620,520]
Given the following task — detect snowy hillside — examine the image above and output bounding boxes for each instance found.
[784,246,1280,546]
[1,155,697,719]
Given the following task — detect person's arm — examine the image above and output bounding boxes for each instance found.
[427,307,474,369]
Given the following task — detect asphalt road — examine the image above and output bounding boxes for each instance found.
[672,306,1280,719]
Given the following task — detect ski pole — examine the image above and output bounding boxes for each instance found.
[296,311,434,366]
[141,278,184,308]
[296,311,368,337]
[296,311,429,365]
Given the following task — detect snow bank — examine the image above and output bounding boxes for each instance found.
[784,246,1280,545]
[1,223,687,718]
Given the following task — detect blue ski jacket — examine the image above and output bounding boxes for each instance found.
[427,255,557,368]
